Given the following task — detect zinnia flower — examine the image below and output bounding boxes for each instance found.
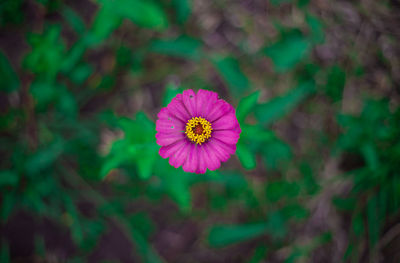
[156,89,241,174]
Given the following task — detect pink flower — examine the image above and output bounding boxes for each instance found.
[156,89,241,174]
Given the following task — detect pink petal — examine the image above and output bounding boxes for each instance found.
[196,89,218,118]
[233,124,242,134]
[182,143,198,173]
[196,146,207,174]
[206,100,234,123]
[215,138,237,154]
[212,130,240,145]
[167,94,191,122]
[157,108,185,125]
[212,114,239,130]
[207,141,229,162]
[202,144,221,171]
[207,138,236,162]
[182,89,197,116]
[156,132,185,146]
[169,140,191,168]
[159,140,186,159]
[156,118,185,133]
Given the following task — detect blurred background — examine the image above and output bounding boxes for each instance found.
[1,0,400,262]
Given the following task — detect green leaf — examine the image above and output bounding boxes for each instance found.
[173,0,191,24]
[97,75,116,91]
[0,0,24,25]
[111,0,168,29]
[191,171,247,190]
[241,125,275,142]
[57,88,78,119]
[0,52,19,93]
[87,4,121,45]
[270,0,292,5]
[30,81,57,108]
[34,235,46,257]
[352,212,364,237]
[123,112,156,142]
[367,195,380,249]
[208,223,269,247]
[236,91,260,122]
[150,36,202,60]
[129,227,164,263]
[212,55,250,96]
[1,192,16,221]
[62,6,86,34]
[332,197,357,211]
[239,126,292,171]
[264,29,311,72]
[306,14,324,44]
[300,163,319,194]
[236,143,256,170]
[255,81,314,125]
[282,203,309,220]
[136,145,158,179]
[61,41,87,73]
[116,46,132,67]
[79,219,105,251]
[129,212,155,239]
[102,112,157,180]
[266,181,300,202]
[0,171,18,187]
[160,162,192,212]
[264,211,287,239]
[325,65,346,101]
[24,26,65,80]
[297,0,310,8]
[361,143,379,170]
[100,150,130,179]
[209,212,287,247]
[69,63,93,85]
[248,245,268,263]
[25,138,64,175]
[64,197,84,245]
[0,240,10,263]
[261,138,292,170]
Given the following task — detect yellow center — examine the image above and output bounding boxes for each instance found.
[185,117,212,145]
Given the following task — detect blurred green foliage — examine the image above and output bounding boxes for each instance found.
[0,0,399,262]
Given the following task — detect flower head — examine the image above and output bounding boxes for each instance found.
[156,89,241,174]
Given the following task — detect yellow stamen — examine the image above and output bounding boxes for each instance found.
[185,117,212,145]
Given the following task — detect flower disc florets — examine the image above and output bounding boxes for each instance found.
[185,117,212,145]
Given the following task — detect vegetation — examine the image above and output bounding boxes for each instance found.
[1,0,400,262]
